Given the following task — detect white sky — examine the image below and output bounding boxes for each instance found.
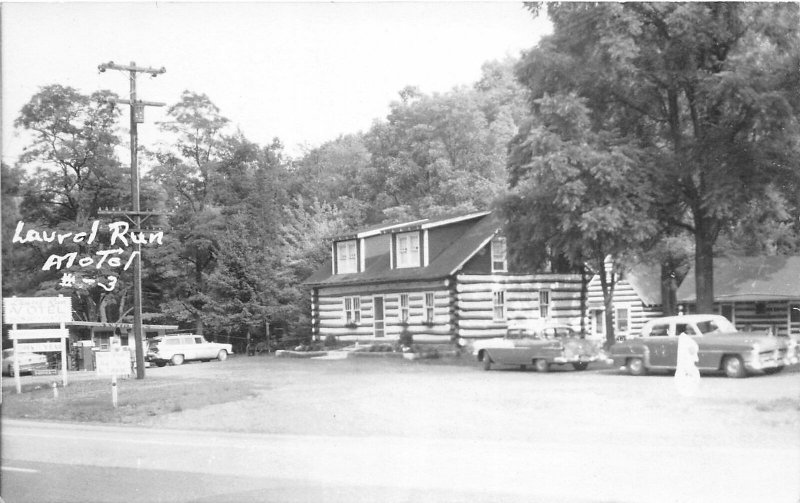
[2,2,551,162]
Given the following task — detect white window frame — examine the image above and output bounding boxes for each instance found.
[615,305,630,335]
[493,290,506,321]
[591,309,605,337]
[539,289,551,319]
[344,296,361,324]
[491,236,507,272]
[396,232,420,268]
[336,240,358,274]
[399,293,410,323]
[424,292,435,324]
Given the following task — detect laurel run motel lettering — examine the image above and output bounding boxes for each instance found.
[12,220,163,272]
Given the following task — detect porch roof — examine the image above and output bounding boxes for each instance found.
[66,321,179,331]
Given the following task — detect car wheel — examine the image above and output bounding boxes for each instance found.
[482,354,492,371]
[217,350,228,361]
[722,355,746,378]
[519,365,527,371]
[762,366,784,375]
[627,357,646,376]
[170,354,185,366]
[155,361,167,368]
[572,362,589,371]
[534,359,549,373]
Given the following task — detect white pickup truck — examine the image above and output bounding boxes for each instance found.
[146,334,232,366]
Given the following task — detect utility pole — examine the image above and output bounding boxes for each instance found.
[98,61,166,379]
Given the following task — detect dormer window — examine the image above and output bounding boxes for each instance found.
[491,236,507,272]
[396,232,420,268]
[336,240,358,274]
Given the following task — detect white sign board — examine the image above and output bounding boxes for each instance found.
[9,329,70,340]
[17,341,63,352]
[95,351,132,377]
[3,296,73,324]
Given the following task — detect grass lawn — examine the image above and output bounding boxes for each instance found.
[1,373,256,424]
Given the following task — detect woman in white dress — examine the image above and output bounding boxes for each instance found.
[675,331,701,396]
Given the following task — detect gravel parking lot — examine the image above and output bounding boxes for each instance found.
[134,355,800,449]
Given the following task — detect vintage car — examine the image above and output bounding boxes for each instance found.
[146,334,233,367]
[610,314,790,378]
[2,348,49,376]
[475,323,601,372]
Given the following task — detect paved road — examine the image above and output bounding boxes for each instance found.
[3,419,798,503]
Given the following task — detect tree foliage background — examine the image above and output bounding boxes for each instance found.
[4,4,799,348]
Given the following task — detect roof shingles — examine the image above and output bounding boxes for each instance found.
[304,213,501,287]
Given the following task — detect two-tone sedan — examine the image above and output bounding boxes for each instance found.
[475,324,601,372]
[610,314,790,378]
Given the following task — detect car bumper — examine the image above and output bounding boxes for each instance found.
[552,355,600,364]
[13,362,49,374]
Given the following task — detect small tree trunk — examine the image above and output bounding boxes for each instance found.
[598,265,616,349]
[660,264,678,316]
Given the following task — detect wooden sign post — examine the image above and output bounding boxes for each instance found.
[95,348,132,407]
[3,296,72,394]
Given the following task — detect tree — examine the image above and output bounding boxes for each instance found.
[518,3,800,313]
[502,92,655,347]
[8,85,141,323]
[150,91,231,334]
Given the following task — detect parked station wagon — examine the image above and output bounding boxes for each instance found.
[146,334,233,367]
[610,314,790,378]
[475,323,601,372]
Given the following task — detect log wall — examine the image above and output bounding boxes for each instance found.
[454,274,583,339]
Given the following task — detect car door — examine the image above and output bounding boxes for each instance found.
[646,322,679,367]
[180,336,197,360]
[487,331,533,365]
[194,336,213,359]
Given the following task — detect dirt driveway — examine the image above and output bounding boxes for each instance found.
[135,355,799,450]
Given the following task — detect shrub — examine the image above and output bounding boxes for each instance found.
[398,329,413,348]
[324,334,338,348]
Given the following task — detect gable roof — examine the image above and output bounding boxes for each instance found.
[304,212,502,287]
[588,259,662,306]
[624,263,663,306]
[677,255,800,302]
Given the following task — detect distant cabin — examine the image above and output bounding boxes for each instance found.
[586,262,665,341]
[304,212,584,344]
[677,255,800,337]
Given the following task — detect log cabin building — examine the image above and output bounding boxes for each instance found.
[677,255,800,338]
[304,211,584,344]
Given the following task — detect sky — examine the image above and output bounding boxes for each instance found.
[2,2,551,163]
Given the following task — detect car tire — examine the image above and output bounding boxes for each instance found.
[155,361,167,368]
[722,355,746,378]
[482,354,492,371]
[170,354,185,366]
[762,366,784,375]
[534,359,549,373]
[627,357,646,376]
[572,362,589,371]
[217,350,228,361]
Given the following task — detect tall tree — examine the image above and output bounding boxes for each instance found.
[8,85,139,323]
[517,3,800,313]
[502,92,655,347]
[150,91,230,334]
